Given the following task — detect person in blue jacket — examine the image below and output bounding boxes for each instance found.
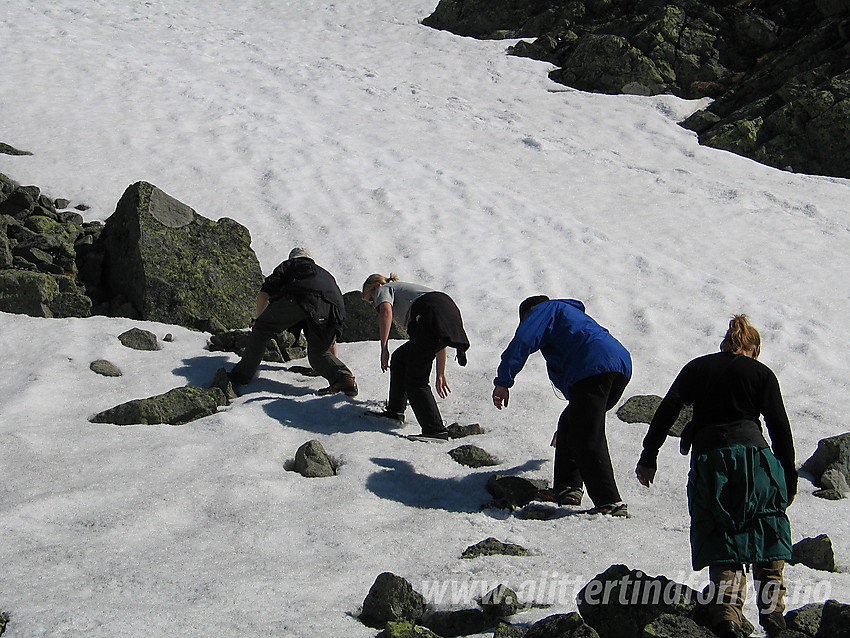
[493,295,632,516]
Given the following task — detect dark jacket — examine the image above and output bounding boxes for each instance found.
[494,299,631,400]
[260,257,346,334]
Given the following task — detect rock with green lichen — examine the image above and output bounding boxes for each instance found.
[97,181,263,330]
[89,385,228,425]
[0,270,91,318]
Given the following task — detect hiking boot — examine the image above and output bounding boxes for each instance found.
[364,409,405,424]
[410,429,450,441]
[317,375,358,397]
[586,502,629,517]
[760,612,786,637]
[712,620,742,638]
[537,486,583,506]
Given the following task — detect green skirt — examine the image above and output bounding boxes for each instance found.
[687,444,792,570]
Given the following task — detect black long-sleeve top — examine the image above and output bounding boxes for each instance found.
[639,352,797,494]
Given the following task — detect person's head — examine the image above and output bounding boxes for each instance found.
[518,295,550,323]
[720,314,761,359]
[288,247,312,260]
[361,273,399,303]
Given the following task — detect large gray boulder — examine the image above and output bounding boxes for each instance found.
[95,182,263,330]
[89,386,227,425]
[800,432,850,498]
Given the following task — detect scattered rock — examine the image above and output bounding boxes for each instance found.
[376,621,440,638]
[447,422,485,439]
[422,609,498,637]
[820,599,850,638]
[89,386,226,425]
[0,142,33,156]
[494,622,528,638]
[449,444,499,468]
[118,327,159,351]
[292,440,338,478]
[163,333,173,342]
[616,395,691,437]
[0,270,91,318]
[479,584,522,617]
[519,503,560,520]
[786,602,825,635]
[208,367,237,403]
[525,612,599,638]
[486,474,546,510]
[461,537,528,559]
[208,328,306,362]
[577,565,698,638]
[791,534,836,572]
[92,181,263,330]
[89,359,122,377]
[641,613,715,637]
[801,433,850,497]
[338,290,408,342]
[361,572,427,629]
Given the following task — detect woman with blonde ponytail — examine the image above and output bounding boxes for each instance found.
[636,315,796,638]
[361,273,469,439]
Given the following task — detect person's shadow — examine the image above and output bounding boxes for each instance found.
[366,457,546,514]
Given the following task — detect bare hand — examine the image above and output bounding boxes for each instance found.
[380,345,390,372]
[435,373,451,399]
[636,464,656,487]
[493,386,510,409]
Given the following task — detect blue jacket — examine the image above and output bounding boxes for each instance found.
[494,299,632,399]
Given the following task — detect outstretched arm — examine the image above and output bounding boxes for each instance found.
[435,348,450,398]
[377,301,393,371]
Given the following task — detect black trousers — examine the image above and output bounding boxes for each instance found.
[554,371,629,506]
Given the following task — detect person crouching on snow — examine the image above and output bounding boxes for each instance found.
[635,314,796,638]
[362,273,469,440]
[493,295,632,516]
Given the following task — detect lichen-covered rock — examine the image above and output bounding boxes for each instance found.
[791,534,836,572]
[786,602,825,636]
[0,270,91,318]
[338,290,408,342]
[461,537,528,559]
[293,440,337,477]
[642,613,714,638]
[577,565,698,638]
[423,609,498,637]
[447,422,485,439]
[90,359,123,377]
[376,621,440,638]
[616,395,692,437]
[95,181,263,330]
[208,328,306,362]
[486,474,545,510]
[525,613,599,638]
[118,327,159,351]
[360,572,427,629]
[479,584,522,617]
[449,444,499,468]
[89,386,226,425]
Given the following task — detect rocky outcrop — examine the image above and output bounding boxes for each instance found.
[92,182,263,330]
[423,0,850,179]
[801,432,850,499]
[339,290,408,342]
[208,328,307,362]
[0,270,91,318]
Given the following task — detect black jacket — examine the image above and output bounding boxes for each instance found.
[260,257,346,334]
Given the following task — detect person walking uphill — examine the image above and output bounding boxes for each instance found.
[227,248,357,397]
[493,296,632,516]
[635,315,796,638]
[362,273,469,440]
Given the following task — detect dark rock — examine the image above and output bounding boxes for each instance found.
[90,359,122,377]
[0,142,33,156]
[812,488,845,500]
[447,422,485,439]
[94,181,263,330]
[338,290,408,342]
[54,198,71,210]
[642,613,714,637]
[208,367,237,403]
[525,613,599,638]
[819,600,850,637]
[0,270,91,318]
[0,610,8,636]
[292,440,337,477]
[118,327,159,351]
[449,444,499,468]
[0,188,36,219]
[801,433,850,496]
[208,328,306,362]
[518,503,561,520]
[616,395,691,437]
[361,572,427,629]
[786,602,824,636]
[376,621,440,638]
[163,333,173,342]
[0,232,12,269]
[461,537,528,559]
[479,584,522,617]
[486,474,546,509]
[423,609,498,637]
[791,534,836,572]
[89,385,226,425]
[577,565,698,638]
[494,622,528,638]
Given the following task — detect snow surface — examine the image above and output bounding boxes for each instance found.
[1,1,849,636]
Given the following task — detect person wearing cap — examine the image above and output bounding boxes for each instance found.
[492,296,632,515]
[227,247,357,397]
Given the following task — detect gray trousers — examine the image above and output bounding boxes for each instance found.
[229,297,352,385]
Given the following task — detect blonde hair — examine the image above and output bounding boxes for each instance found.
[720,314,761,355]
[361,273,399,298]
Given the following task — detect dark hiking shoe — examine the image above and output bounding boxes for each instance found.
[537,486,583,506]
[586,502,629,517]
[364,409,405,424]
[713,620,742,638]
[408,430,450,441]
[760,612,786,637]
[317,375,358,397]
